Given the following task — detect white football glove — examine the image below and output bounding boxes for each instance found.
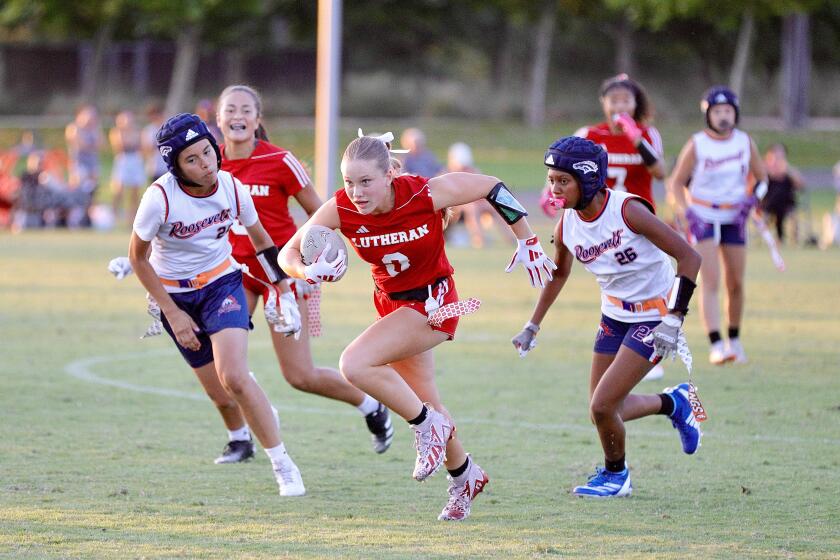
[304,243,347,284]
[108,256,133,280]
[643,314,682,361]
[511,322,539,358]
[264,288,302,339]
[505,236,557,288]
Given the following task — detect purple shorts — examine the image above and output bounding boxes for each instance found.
[692,220,746,245]
[593,314,660,361]
[160,270,253,368]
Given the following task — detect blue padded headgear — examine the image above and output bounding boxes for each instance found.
[701,86,739,129]
[156,113,221,183]
[544,136,608,210]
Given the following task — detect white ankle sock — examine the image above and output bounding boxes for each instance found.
[228,425,251,442]
[452,457,472,484]
[356,394,380,416]
[265,443,293,470]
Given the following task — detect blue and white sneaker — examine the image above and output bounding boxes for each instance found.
[572,466,632,498]
[665,383,702,454]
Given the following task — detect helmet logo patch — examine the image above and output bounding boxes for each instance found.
[184,129,199,142]
[545,154,555,165]
[572,160,598,175]
[159,146,172,157]
[715,93,727,103]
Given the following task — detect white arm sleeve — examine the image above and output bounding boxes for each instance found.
[235,178,260,228]
[132,186,167,241]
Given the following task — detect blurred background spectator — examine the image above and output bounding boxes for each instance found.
[760,143,804,243]
[400,128,442,178]
[64,105,103,227]
[445,142,514,248]
[109,110,146,225]
[142,102,168,182]
[195,99,224,144]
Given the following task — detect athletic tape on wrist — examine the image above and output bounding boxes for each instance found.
[667,275,696,314]
[636,138,659,167]
[256,245,287,283]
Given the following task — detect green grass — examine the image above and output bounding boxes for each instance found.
[2,224,839,559]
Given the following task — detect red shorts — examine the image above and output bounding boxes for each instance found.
[373,276,459,339]
[238,254,273,300]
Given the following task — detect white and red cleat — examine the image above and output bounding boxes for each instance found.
[438,457,489,521]
[412,406,453,482]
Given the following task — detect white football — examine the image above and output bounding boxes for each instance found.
[300,224,348,279]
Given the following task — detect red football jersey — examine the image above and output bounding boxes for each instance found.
[576,122,663,207]
[336,174,454,293]
[221,140,311,259]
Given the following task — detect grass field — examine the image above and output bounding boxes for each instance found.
[2,218,839,558]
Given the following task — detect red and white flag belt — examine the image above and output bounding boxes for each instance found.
[427,298,481,328]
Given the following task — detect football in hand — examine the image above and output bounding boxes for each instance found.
[300,224,348,280]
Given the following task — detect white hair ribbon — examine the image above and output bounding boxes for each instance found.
[357,128,409,153]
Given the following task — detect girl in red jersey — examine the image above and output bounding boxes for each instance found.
[279,133,556,521]
[212,85,393,461]
[573,74,665,205]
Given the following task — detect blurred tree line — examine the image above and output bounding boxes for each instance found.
[0,0,837,127]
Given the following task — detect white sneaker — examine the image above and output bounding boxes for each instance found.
[412,406,453,482]
[438,457,489,521]
[642,363,664,381]
[726,338,748,363]
[274,461,306,497]
[709,340,732,365]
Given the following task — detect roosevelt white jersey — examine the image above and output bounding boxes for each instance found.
[560,189,674,322]
[689,129,752,223]
[133,170,259,292]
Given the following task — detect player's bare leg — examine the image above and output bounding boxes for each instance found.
[391,340,488,521]
[192,362,255,464]
[695,240,721,334]
[193,361,246,430]
[575,347,690,498]
[695,240,729,363]
[210,328,279,447]
[392,350,466,470]
[721,244,748,362]
[339,307,447,419]
[211,327,305,496]
[245,288,391,452]
[588,347,659,463]
[590,351,662,420]
[340,308,457,482]
[721,245,746,327]
[243,287,365,404]
[272,297,367,405]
